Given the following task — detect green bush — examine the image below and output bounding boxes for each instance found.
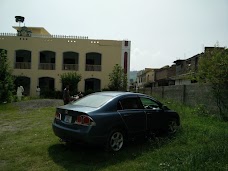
[0,49,15,103]
[192,104,210,117]
[41,89,62,99]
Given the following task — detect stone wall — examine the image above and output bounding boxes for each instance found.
[138,83,218,112]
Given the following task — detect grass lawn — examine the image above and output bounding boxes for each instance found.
[0,100,227,171]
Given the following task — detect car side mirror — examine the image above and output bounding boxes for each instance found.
[162,105,169,110]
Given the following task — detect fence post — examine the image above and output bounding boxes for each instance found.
[183,85,186,104]
[162,86,164,99]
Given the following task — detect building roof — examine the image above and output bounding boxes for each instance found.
[13,26,51,35]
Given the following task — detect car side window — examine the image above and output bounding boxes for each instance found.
[119,97,142,110]
[140,97,161,110]
[117,101,122,110]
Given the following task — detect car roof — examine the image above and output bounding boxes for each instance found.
[92,91,144,97]
[92,91,159,103]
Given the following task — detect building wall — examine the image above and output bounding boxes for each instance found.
[0,34,130,96]
[156,65,176,81]
[146,69,156,83]
[136,68,156,88]
[156,68,168,80]
[175,79,191,85]
[136,70,144,88]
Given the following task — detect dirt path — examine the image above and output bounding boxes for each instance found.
[13,99,64,110]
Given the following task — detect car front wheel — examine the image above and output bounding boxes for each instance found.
[106,130,124,152]
[167,119,178,135]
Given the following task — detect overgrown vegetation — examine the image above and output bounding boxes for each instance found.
[0,99,227,170]
[197,46,228,120]
[41,89,62,99]
[0,49,15,103]
[60,72,82,95]
[108,64,128,91]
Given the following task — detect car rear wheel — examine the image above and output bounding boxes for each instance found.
[106,130,124,152]
[167,119,178,135]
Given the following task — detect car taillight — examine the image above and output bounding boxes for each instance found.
[83,116,90,125]
[77,116,82,123]
[55,112,61,120]
[75,115,96,126]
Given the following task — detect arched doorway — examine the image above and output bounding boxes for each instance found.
[84,78,101,92]
[39,77,55,93]
[15,76,30,96]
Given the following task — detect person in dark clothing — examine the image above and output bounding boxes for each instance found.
[78,92,83,98]
[63,85,70,105]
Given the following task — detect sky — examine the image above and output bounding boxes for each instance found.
[1,0,228,71]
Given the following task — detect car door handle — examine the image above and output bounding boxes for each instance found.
[146,112,153,115]
[123,113,131,116]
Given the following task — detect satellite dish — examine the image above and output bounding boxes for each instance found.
[15,16,25,27]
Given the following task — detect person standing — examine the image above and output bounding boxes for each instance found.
[17,85,24,101]
[78,92,83,98]
[63,85,70,105]
[36,86,41,97]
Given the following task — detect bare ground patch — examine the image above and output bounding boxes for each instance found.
[12,99,63,111]
[0,99,63,133]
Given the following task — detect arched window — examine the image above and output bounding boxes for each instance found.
[15,50,31,69]
[124,52,128,74]
[63,51,79,70]
[86,52,102,71]
[39,51,55,70]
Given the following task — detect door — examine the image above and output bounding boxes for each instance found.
[139,97,166,130]
[118,96,146,135]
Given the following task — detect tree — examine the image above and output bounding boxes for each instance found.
[197,47,228,120]
[0,49,15,103]
[60,72,82,95]
[108,64,128,91]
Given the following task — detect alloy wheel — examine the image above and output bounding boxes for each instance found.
[109,131,124,152]
[168,119,178,134]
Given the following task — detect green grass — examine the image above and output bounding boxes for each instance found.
[0,101,227,171]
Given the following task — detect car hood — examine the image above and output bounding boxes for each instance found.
[57,104,98,113]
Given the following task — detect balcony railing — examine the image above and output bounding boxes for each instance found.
[0,33,88,39]
[63,64,79,71]
[39,63,55,70]
[15,62,31,69]
[86,65,101,71]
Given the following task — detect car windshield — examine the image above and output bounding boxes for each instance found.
[72,94,113,108]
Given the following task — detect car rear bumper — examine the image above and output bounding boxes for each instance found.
[52,122,106,145]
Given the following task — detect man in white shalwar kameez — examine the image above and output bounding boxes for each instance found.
[17,85,24,101]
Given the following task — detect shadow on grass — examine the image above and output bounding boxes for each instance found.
[48,143,116,170]
[48,135,173,170]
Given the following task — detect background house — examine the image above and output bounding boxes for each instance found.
[136,68,157,88]
[171,53,200,85]
[136,47,225,87]
[155,65,175,86]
